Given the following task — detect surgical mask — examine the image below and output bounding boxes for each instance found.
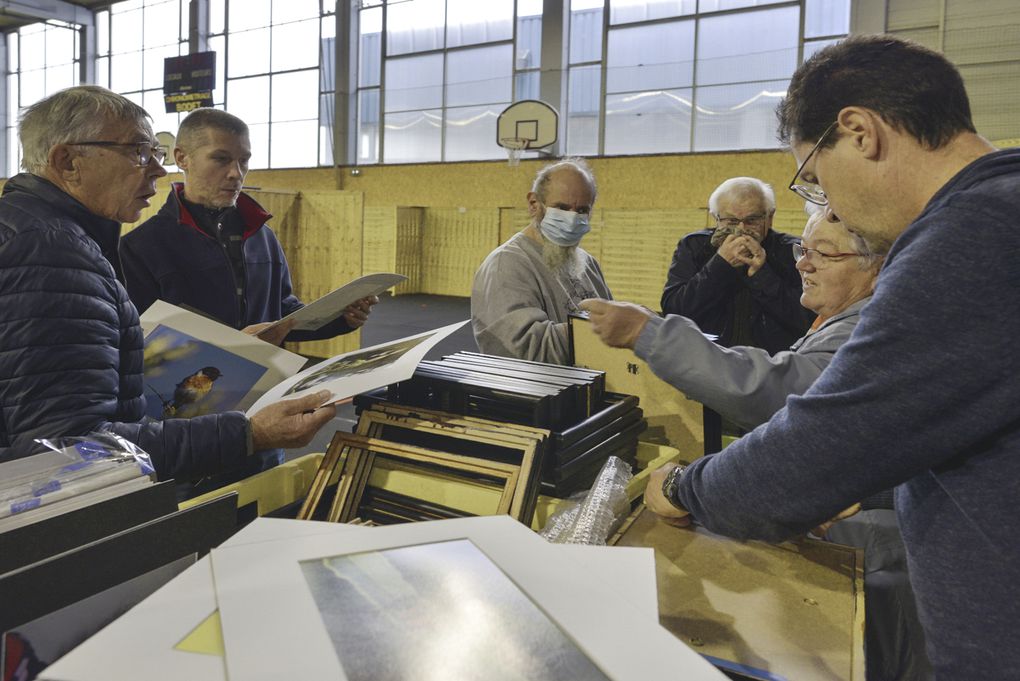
[539,207,590,246]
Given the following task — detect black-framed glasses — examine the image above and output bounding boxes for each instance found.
[788,120,838,205]
[69,141,167,167]
[793,243,860,264]
[715,213,768,229]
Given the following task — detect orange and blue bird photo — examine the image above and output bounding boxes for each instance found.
[157,366,223,418]
[142,326,267,420]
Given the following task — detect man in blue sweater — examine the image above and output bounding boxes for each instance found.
[644,35,1020,677]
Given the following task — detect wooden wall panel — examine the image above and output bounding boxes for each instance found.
[600,209,703,310]
[279,190,363,359]
[395,207,425,295]
[419,208,500,297]
[362,205,397,276]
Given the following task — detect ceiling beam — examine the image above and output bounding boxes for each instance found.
[0,0,94,27]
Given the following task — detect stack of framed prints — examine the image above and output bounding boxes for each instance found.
[539,393,645,497]
[299,403,548,526]
[381,351,606,429]
[355,385,646,498]
[40,516,728,681]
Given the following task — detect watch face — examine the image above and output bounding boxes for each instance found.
[662,466,686,511]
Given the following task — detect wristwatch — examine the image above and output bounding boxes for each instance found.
[661,464,688,512]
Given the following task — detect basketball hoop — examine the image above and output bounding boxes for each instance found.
[497,100,558,167]
[501,137,529,167]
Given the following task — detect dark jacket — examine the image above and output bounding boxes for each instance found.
[0,174,250,479]
[120,184,351,342]
[660,229,813,355]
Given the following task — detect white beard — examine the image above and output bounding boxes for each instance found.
[541,239,584,278]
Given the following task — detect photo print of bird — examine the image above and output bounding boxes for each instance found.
[150,366,223,418]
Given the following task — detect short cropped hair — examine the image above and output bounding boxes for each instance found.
[803,209,884,271]
[176,108,249,153]
[532,157,598,205]
[708,177,776,215]
[777,34,975,150]
[19,85,151,175]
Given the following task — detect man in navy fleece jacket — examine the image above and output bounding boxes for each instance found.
[644,35,1020,678]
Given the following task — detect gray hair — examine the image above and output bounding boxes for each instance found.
[19,85,151,175]
[803,210,884,271]
[848,229,884,271]
[531,157,598,205]
[708,177,776,215]
[176,108,249,153]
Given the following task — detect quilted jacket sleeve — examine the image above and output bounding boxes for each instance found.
[0,222,251,480]
[119,231,162,316]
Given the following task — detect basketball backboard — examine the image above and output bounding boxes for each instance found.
[497,100,558,151]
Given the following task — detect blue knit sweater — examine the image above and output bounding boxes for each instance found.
[673,149,1020,677]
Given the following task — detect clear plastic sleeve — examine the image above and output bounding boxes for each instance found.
[0,432,155,519]
[539,455,633,545]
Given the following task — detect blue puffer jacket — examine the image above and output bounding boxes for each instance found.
[0,174,251,479]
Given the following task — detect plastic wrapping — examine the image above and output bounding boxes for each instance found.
[539,455,633,545]
[0,433,155,519]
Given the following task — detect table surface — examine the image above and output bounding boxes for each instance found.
[613,507,865,681]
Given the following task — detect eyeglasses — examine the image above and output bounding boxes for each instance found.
[715,214,768,229]
[69,141,167,167]
[788,120,838,206]
[793,243,860,264]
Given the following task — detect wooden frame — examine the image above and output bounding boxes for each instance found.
[296,432,348,521]
[326,433,521,524]
[356,403,548,523]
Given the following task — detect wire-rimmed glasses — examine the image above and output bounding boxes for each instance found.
[788,120,838,206]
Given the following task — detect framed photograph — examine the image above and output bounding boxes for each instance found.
[209,515,726,681]
[245,321,467,415]
[140,301,307,414]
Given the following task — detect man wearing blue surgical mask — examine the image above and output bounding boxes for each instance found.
[471,158,611,364]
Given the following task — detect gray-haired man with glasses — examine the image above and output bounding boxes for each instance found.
[661,176,813,355]
[0,86,337,482]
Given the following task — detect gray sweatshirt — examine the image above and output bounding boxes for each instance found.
[634,298,868,431]
[471,232,611,364]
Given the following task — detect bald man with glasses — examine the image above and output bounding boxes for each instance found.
[661,176,813,355]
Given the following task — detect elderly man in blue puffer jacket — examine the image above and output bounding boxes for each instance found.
[0,86,335,480]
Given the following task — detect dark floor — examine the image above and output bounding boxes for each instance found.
[287,293,475,459]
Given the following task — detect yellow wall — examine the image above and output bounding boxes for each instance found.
[129,150,805,229]
[120,150,809,333]
[335,150,803,213]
